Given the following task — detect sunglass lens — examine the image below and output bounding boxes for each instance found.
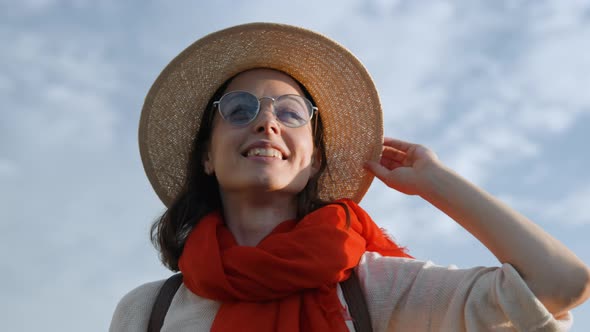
[219,92,259,125]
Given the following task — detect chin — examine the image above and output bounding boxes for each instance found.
[248,179,307,195]
[218,172,310,195]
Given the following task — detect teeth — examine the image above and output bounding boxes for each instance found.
[246,148,283,159]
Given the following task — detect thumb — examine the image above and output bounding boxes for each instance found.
[364,161,391,182]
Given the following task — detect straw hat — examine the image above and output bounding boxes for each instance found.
[139,22,383,207]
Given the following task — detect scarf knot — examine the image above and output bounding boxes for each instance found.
[179,199,411,331]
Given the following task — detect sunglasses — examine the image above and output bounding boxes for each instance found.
[213,91,318,128]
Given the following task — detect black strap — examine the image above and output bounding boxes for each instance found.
[341,269,374,332]
[148,271,373,332]
[147,273,183,332]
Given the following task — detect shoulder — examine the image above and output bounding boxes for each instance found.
[357,251,448,292]
[109,279,166,332]
[357,251,508,292]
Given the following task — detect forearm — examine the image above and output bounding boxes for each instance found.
[419,162,590,315]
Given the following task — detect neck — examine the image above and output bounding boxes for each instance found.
[221,192,298,246]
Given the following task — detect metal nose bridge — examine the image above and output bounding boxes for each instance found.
[256,96,279,119]
[258,96,277,108]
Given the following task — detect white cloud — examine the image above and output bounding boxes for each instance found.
[11,0,56,11]
[10,29,120,95]
[546,185,590,226]
[436,103,541,184]
[401,0,590,186]
[339,0,455,134]
[11,0,117,11]
[499,182,590,227]
[32,84,117,148]
[0,159,18,177]
[3,29,121,151]
[0,74,12,93]
[364,181,465,245]
[516,104,578,133]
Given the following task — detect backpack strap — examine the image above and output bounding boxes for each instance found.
[147,273,183,332]
[148,271,373,332]
[341,269,374,332]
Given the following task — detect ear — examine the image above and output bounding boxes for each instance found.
[310,149,321,176]
[203,151,214,175]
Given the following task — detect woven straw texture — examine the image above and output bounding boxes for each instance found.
[139,22,383,207]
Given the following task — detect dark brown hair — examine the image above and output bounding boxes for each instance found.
[150,72,331,271]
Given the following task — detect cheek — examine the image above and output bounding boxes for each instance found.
[293,133,316,166]
[207,123,232,167]
[303,128,316,157]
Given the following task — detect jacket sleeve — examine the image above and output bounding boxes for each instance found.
[357,252,573,332]
[108,279,165,332]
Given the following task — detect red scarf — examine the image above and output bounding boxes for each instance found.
[178,199,412,331]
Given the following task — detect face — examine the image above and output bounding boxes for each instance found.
[204,69,318,198]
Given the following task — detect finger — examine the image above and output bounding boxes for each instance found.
[383,137,416,152]
[380,158,404,170]
[382,145,407,162]
[364,161,393,181]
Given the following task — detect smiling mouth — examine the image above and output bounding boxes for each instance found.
[244,147,286,160]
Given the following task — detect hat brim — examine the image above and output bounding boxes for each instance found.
[139,22,383,207]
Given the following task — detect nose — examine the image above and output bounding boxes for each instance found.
[253,100,280,135]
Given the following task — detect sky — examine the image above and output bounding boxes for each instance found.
[2,0,590,330]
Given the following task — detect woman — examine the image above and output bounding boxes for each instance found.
[110,23,590,331]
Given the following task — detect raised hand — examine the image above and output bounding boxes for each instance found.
[364,137,441,196]
[365,138,590,317]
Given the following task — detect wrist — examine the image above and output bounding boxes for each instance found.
[415,160,453,199]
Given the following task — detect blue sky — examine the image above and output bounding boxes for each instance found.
[2,0,590,330]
